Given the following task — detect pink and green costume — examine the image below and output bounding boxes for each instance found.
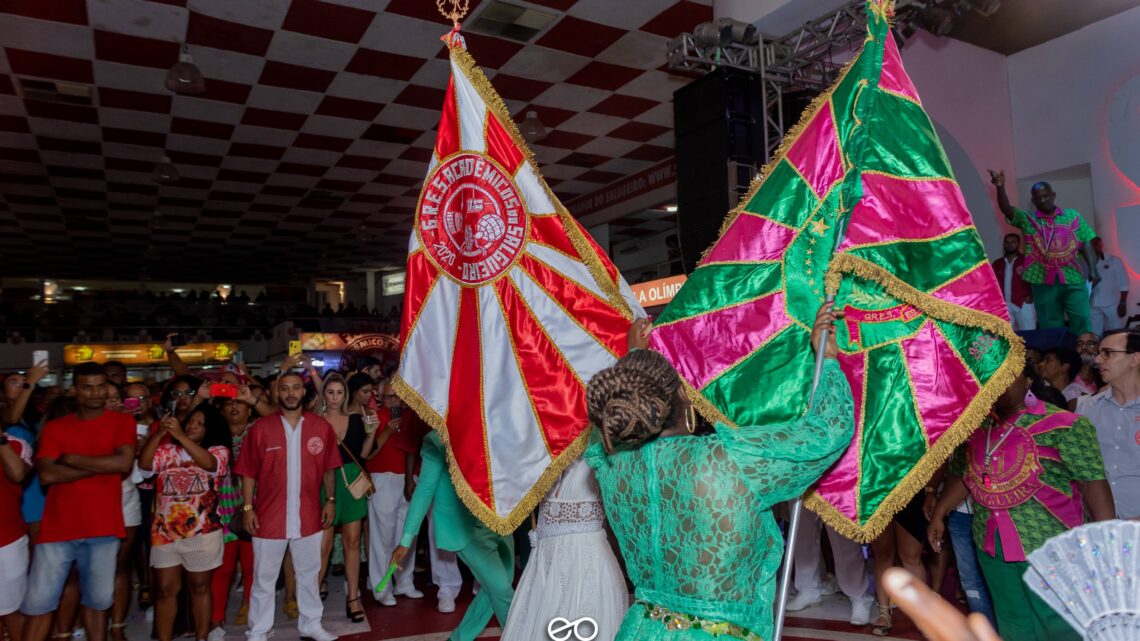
[648,0,1022,541]
[951,400,1105,641]
[1009,207,1095,333]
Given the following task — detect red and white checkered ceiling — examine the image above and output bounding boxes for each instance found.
[0,0,707,282]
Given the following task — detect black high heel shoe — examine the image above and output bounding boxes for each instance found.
[346,597,365,623]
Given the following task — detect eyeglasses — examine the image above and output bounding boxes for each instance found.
[126,395,147,401]
[1097,348,1132,358]
[170,390,196,398]
[380,394,399,400]
[1075,340,1099,348]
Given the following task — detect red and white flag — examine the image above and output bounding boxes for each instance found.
[394,31,643,534]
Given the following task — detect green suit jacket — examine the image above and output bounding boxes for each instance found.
[400,430,478,551]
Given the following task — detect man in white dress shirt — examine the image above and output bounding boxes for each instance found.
[1089,237,1130,336]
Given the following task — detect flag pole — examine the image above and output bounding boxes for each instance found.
[774,212,851,641]
[773,300,833,641]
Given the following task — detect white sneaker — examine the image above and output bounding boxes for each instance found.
[207,628,226,641]
[820,573,839,596]
[849,594,875,626]
[379,591,397,607]
[395,585,424,599]
[785,589,822,612]
[298,625,337,641]
[437,594,456,613]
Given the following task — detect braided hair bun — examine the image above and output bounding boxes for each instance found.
[587,349,682,451]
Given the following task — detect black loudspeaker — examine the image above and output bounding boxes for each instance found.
[673,67,766,272]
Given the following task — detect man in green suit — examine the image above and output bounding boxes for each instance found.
[390,430,515,641]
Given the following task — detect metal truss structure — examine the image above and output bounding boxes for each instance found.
[666,0,874,162]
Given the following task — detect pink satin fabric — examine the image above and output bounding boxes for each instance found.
[650,292,791,391]
[703,214,798,264]
[784,107,845,198]
[838,173,971,251]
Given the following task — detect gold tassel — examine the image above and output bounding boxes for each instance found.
[805,254,1025,543]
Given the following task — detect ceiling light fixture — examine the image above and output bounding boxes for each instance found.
[519,111,547,143]
[968,0,1001,16]
[152,156,180,184]
[692,21,732,48]
[916,6,956,37]
[165,45,206,95]
[714,17,759,45]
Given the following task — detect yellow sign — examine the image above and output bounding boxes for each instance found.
[63,342,239,366]
[630,275,688,307]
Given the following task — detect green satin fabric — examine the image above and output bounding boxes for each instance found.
[847,228,986,293]
[743,161,820,226]
[656,262,783,327]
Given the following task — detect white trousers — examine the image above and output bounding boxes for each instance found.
[792,510,869,600]
[249,532,323,637]
[0,535,29,616]
[1007,302,1036,332]
[428,512,462,598]
[1090,304,1124,336]
[367,472,416,597]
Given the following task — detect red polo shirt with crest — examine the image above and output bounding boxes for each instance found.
[233,411,340,539]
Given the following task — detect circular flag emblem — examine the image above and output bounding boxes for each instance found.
[417,152,529,285]
[306,436,324,456]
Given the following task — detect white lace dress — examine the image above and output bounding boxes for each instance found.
[500,457,629,641]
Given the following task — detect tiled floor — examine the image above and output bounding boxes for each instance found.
[117,575,927,641]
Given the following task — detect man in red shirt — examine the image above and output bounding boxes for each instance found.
[21,363,136,641]
[235,372,340,641]
[387,391,463,614]
[365,380,425,607]
[0,427,32,639]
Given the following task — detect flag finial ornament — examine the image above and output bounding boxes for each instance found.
[436,0,470,28]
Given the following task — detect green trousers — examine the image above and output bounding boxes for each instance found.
[975,537,1079,641]
[1030,283,1089,334]
[450,526,515,641]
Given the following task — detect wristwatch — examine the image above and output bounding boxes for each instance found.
[242,504,254,512]
[325,497,336,503]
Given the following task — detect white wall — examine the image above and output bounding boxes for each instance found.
[1007,6,1140,312]
[898,32,1019,258]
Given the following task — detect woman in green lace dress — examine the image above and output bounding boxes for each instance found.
[585,304,855,641]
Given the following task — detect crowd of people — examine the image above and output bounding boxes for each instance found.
[0,180,1137,641]
[0,322,1135,641]
[0,348,468,641]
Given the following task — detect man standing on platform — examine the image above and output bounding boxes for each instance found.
[1078,329,1140,519]
[236,372,341,641]
[991,171,1099,333]
[991,233,1035,331]
[390,429,514,641]
[1089,237,1130,336]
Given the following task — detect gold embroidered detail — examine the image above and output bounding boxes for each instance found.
[641,602,764,641]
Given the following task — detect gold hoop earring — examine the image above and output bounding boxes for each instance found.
[686,405,696,433]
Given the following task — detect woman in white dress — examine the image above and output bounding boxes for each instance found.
[500,456,628,641]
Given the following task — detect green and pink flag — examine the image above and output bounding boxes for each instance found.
[650,0,1024,542]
